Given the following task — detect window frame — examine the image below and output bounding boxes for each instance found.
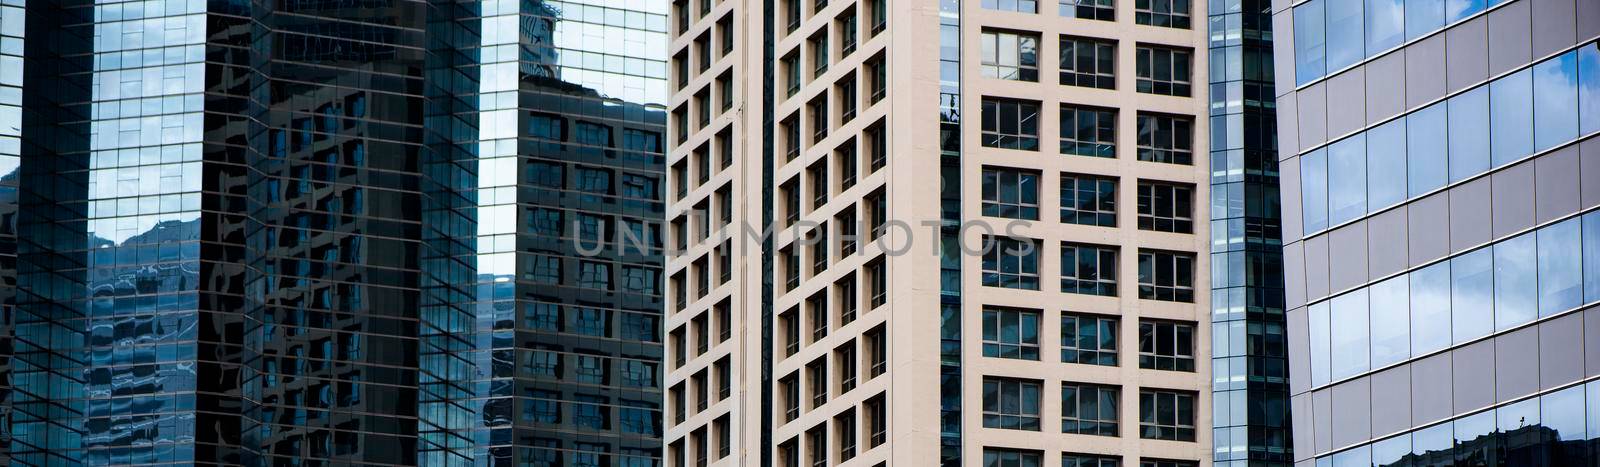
[1134,45,1193,96]
[981,306,1043,360]
[1059,35,1116,89]
[1061,242,1119,296]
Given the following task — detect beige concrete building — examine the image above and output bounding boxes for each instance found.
[662,0,1212,464]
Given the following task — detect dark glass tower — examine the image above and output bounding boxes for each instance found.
[422,0,668,465]
[1208,0,1290,465]
[7,0,665,465]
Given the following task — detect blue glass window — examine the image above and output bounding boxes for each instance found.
[1451,248,1493,343]
[1448,86,1490,183]
[1372,434,1411,467]
[1294,0,1327,85]
[1330,289,1369,381]
[1534,51,1580,152]
[1404,0,1443,40]
[1453,411,1498,465]
[1328,135,1366,226]
[1585,212,1600,302]
[1301,148,1329,233]
[1407,103,1448,196]
[1539,218,1583,316]
[1326,0,1365,72]
[1366,0,1404,53]
[1581,44,1600,135]
[1413,422,1454,466]
[1308,301,1332,387]
[1367,119,1406,209]
[1490,68,1533,167]
[1493,232,1536,330]
[1444,0,1483,23]
[1543,385,1587,444]
[1369,275,1410,368]
[1331,445,1370,467]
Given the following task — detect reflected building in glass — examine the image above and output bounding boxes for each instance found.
[1275,0,1600,465]
[7,0,665,465]
[422,0,668,465]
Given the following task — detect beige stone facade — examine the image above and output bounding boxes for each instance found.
[664,0,1212,464]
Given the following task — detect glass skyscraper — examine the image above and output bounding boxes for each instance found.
[3,0,666,465]
[1277,0,1600,465]
[1208,0,1290,465]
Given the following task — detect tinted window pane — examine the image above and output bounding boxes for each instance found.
[1490,68,1533,167]
[1326,0,1365,72]
[1538,217,1583,316]
[1407,103,1448,196]
[1405,0,1443,40]
[1410,261,1451,355]
[1368,119,1406,209]
[1448,87,1490,183]
[1370,275,1410,368]
[1542,385,1586,443]
[1372,433,1411,467]
[1333,445,1371,467]
[1444,0,1483,23]
[1329,134,1367,226]
[1581,44,1600,135]
[1413,422,1454,467]
[1367,0,1404,53]
[1493,232,1536,331]
[1452,248,1494,343]
[1498,398,1544,463]
[1295,0,1327,85]
[1534,51,1580,152]
[1302,148,1329,233]
[1584,212,1600,302]
[1454,411,1499,467]
[1309,301,1332,387]
[1331,289,1370,380]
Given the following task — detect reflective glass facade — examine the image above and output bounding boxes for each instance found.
[1277,0,1600,465]
[7,0,665,465]
[1209,0,1289,465]
[424,0,667,465]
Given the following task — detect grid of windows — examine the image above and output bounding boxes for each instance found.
[1137,249,1194,302]
[982,307,1042,360]
[982,377,1043,431]
[1059,36,1116,89]
[1061,243,1118,296]
[1136,181,1193,233]
[1136,113,1193,165]
[984,236,1041,290]
[983,167,1041,220]
[1060,174,1117,227]
[1134,0,1190,28]
[1138,320,1195,372]
[1135,46,1192,96]
[1061,314,1118,366]
[1060,0,1114,20]
[1060,105,1117,158]
[982,98,1042,150]
[1139,390,1196,441]
[1061,383,1120,436]
[981,30,1041,81]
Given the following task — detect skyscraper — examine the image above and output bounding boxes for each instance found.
[1206,0,1290,465]
[1277,0,1600,464]
[4,0,667,465]
[665,0,1214,465]
[421,0,670,465]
